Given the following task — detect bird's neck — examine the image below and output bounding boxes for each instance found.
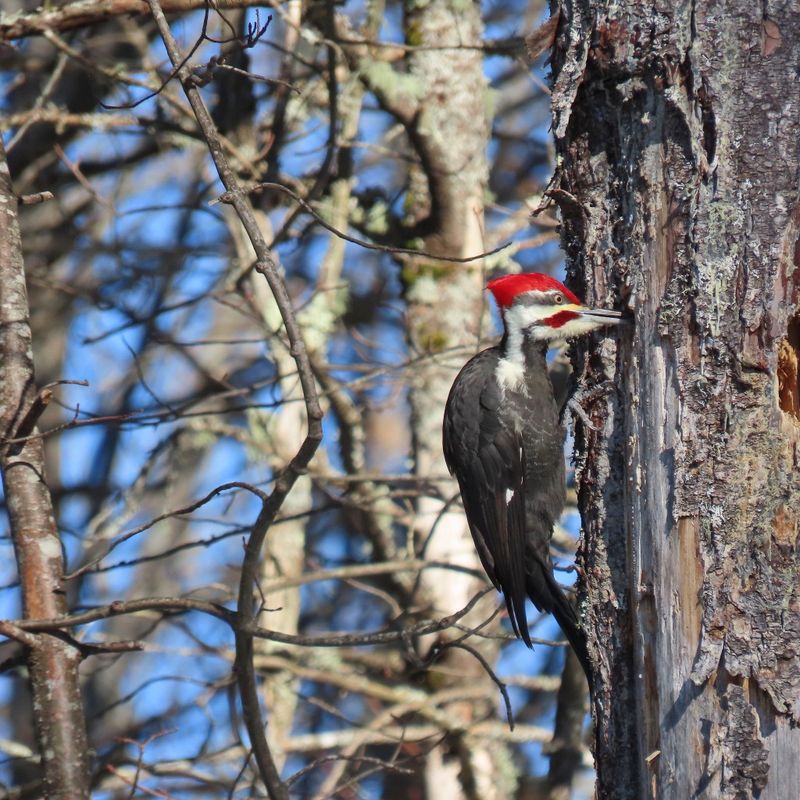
[496,328,548,393]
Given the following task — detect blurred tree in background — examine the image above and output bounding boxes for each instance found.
[0,2,591,798]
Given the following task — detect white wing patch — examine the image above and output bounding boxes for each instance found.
[506,488,515,505]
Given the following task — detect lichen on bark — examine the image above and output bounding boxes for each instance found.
[551,1,800,797]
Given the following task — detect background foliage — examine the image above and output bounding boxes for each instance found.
[0,2,592,797]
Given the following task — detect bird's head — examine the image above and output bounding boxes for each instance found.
[487,272,622,343]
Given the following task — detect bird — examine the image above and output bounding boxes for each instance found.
[442,271,622,682]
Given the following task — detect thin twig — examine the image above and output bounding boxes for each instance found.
[17,191,55,205]
[64,481,269,579]
[5,52,68,151]
[428,640,515,730]
[144,4,324,794]
[7,386,54,447]
[215,181,512,264]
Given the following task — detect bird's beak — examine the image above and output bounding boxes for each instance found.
[536,303,625,340]
[577,307,623,326]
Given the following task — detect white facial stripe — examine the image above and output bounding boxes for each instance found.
[503,301,586,337]
[558,303,583,314]
[502,297,620,347]
[502,301,564,330]
[496,302,554,393]
[496,294,619,392]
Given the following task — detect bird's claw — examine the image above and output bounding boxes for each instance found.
[560,381,616,431]
[563,397,598,431]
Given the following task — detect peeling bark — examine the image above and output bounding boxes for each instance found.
[551,1,800,798]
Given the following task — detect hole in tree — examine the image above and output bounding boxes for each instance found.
[778,314,800,420]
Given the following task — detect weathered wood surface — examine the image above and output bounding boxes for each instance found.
[551,1,800,798]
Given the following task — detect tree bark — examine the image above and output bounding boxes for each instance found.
[0,139,92,798]
[552,2,800,798]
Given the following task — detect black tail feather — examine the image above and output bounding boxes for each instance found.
[526,559,594,694]
[549,594,594,696]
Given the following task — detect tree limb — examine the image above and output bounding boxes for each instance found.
[0,0,268,41]
[0,138,92,799]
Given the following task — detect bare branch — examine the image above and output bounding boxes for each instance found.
[64,480,269,579]
[216,181,513,264]
[0,0,269,41]
[15,587,496,650]
[144,1,325,794]
[17,191,55,205]
[285,721,553,753]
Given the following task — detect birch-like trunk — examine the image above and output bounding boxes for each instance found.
[400,2,513,797]
[551,2,800,797]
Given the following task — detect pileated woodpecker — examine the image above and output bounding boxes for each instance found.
[442,272,621,681]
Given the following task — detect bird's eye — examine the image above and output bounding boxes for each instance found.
[553,293,563,304]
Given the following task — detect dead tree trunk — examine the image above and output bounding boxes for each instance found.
[551,2,800,798]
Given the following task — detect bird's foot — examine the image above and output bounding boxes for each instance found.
[560,381,616,431]
[563,396,598,430]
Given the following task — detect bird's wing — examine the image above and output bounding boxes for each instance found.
[444,351,590,677]
[443,353,533,645]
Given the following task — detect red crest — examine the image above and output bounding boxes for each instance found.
[486,273,581,309]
